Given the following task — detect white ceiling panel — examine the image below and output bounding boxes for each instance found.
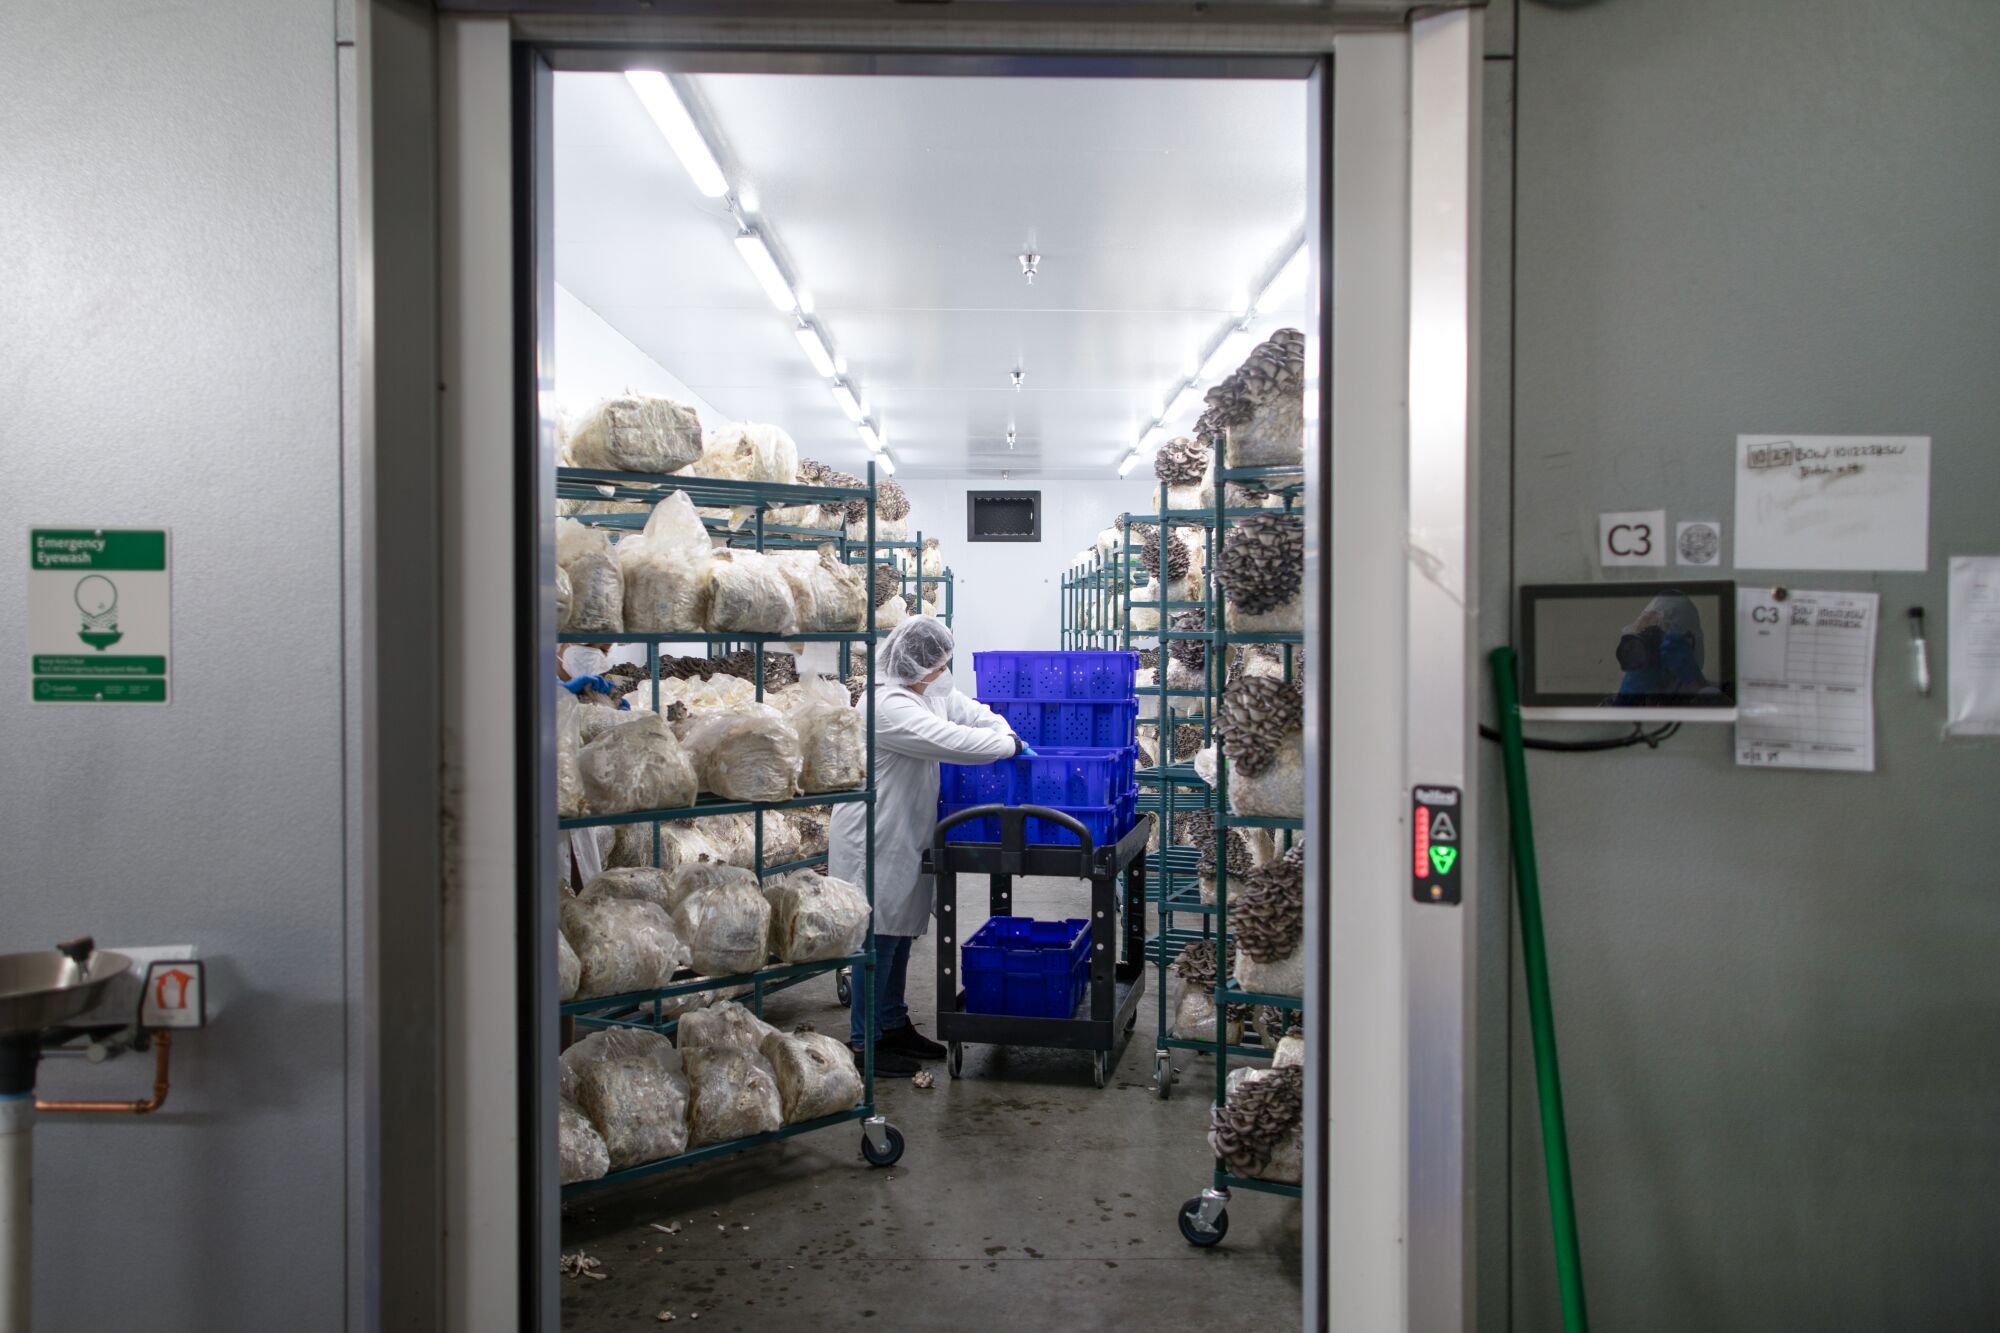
[554,70,1308,478]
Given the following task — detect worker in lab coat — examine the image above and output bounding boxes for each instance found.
[830,616,1030,1075]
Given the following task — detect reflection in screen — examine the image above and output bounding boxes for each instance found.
[1535,592,1723,702]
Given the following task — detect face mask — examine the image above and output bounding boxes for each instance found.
[562,645,609,679]
[930,669,957,696]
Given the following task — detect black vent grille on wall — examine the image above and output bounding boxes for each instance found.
[967,490,1041,542]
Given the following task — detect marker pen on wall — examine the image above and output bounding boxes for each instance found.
[1908,606,1932,696]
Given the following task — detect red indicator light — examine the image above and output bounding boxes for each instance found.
[1414,806,1430,878]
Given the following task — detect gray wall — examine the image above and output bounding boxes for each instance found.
[1496,0,2000,1327]
[0,2,349,1328]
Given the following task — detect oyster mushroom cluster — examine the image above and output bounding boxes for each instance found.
[1176,808,1254,882]
[1216,512,1303,617]
[1133,523,1191,586]
[870,562,901,608]
[1152,434,1211,486]
[1229,843,1305,964]
[1208,1064,1304,1178]
[1169,608,1207,675]
[1217,675,1305,776]
[1203,328,1306,430]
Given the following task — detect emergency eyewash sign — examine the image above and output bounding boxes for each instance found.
[28,529,171,703]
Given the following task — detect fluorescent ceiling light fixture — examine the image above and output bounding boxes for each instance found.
[733,231,796,313]
[1163,383,1202,423]
[877,452,896,476]
[857,422,884,453]
[1139,423,1164,452]
[1202,325,1259,382]
[624,72,728,198]
[1255,242,1310,314]
[794,323,836,378]
[1117,451,1142,477]
[831,382,864,422]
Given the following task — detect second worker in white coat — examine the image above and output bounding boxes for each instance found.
[830,616,1031,1076]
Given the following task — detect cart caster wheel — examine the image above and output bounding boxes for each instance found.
[947,1042,963,1079]
[861,1124,905,1168]
[1155,1052,1173,1100]
[1178,1198,1228,1247]
[1092,1051,1109,1089]
[835,969,852,1006]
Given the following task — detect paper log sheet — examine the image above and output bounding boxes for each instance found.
[1735,589,1879,772]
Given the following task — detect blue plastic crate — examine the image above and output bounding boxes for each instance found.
[984,698,1139,749]
[973,650,1139,700]
[938,790,1137,849]
[961,916,1091,1018]
[940,745,1137,809]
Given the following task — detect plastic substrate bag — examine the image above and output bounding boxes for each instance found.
[679,704,802,803]
[777,546,867,632]
[556,518,622,633]
[676,1001,777,1058]
[684,1046,783,1147]
[557,689,586,819]
[1228,730,1305,819]
[759,1030,864,1124]
[558,1096,611,1184]
[765,871,870,964]
[1233,949,1304,1000]
[695,422,799,485]
[561,1029,689,1168]
[559,895,692,999]
[672,882,773,976]
[609,820,721,871]
[789,677,865,794]
[558,929,582,1001]
[707,549,800,635]
[619,491,715,634]
[577,711,697,815]
[578,866,678,914]
[567,394,704,473]
[664,862,760,916]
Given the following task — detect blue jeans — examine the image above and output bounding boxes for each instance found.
[850,933,913,1046]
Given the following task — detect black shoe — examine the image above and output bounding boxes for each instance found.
[879,1023,948,1060]
[851,1043,922,1076]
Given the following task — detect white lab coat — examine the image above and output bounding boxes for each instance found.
[829,683,1018,937]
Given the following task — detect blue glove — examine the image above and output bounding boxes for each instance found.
[1016,740,1037,757]
[560,674,615,697]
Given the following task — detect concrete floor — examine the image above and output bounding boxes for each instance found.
[559,874,1304,1331]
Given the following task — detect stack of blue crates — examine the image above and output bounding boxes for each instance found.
[938,650,1141,848]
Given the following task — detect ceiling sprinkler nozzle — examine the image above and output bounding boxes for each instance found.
[1019,253,1040,284]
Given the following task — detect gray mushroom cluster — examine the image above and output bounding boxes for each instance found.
[1216,512,1303,616]
[1152,434,1210,486]
[1137,648,1161,672]
[1229,843,1305,964]
[876,478,911,522]
[1202,327,1306,430]
[1169,609,1207,675]
[1170,939,1255,1027]
[870,562,901,608]
[798,457,867,527]
[1217,675,1305,775]
[1209,1064,1304,1178]
[1135,524,1191,585]
[1176,808,1254,881]
[1192,405,1226,446]
[1174,720,1208,762]
[709,649,800,693]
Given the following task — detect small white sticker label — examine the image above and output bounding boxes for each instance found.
[140,960,205,1028]
[1676,520,1724,567]
[1599,510,1667,567]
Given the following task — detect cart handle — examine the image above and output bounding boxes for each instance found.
[932,803,1095,876]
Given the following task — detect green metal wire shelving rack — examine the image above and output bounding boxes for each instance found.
[554,462,906,1192]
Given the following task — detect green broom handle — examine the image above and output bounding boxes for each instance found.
[1490,646,1590,1332]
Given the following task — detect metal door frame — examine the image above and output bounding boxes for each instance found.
[433,10,1484,1330]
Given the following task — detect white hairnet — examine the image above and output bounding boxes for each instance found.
[880,615,954,685]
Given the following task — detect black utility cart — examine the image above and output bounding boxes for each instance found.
[925,804,1153,1088]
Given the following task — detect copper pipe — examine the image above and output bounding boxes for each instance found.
[36,1032,172,1115]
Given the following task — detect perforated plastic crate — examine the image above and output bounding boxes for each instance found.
[984,698,1139,750]
[960,916,1092,1018]
[939,745,1137,809]
[972,650,1139,700]
[937,791,1137,848]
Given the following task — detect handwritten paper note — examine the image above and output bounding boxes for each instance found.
[1735,589,1878,772]
[1735,435,1929,571]
[1947,556,2000,737]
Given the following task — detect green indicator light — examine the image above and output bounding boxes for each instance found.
[1429,845,1458,876]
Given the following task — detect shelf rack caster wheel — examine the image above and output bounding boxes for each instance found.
[861,1117,904,1168]
[1092,1050,1109,1089]
[1178,1189,1229,1247]
[835,969,852,1006]
[947,1041,963,1079]
[1155,1050,1173,1100]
